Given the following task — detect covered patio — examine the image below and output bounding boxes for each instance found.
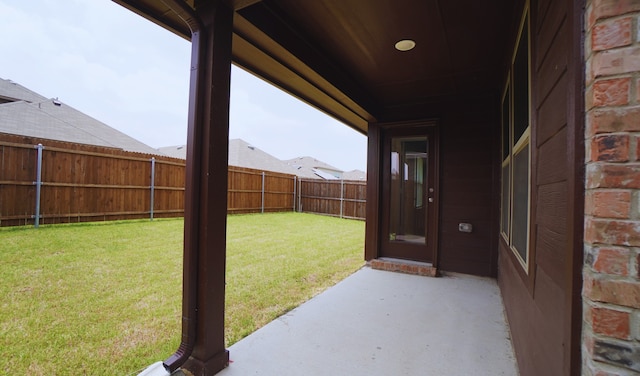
[115,0,587,375]
[144,266,516,376]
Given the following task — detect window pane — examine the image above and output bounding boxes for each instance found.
[502,87,510,161]
[501,163,510,236]
[513,18,529,144]
[512,143,529,261]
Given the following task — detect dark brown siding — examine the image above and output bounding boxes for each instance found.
[498,0,583,375]
[499,243,566,374]
[438,98,500,276]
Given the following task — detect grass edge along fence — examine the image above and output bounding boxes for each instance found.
[0,135,366,227]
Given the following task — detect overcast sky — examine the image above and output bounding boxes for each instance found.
[0,0,367,172]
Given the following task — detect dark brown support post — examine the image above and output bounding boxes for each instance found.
[364,122,380,261]
[163,1,233,375]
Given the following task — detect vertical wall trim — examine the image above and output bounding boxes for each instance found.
[364,123,381,260]
[566,0,585,374]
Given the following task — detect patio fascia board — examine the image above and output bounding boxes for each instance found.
[231,15,371,134]
[112,0,374,134]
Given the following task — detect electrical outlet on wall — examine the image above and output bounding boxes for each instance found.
[458,223,473,233]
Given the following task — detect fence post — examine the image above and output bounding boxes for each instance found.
[33,143,44,228]
[293,176,297,212]
[298,178,302,213]
[150,157,156,221]
[261,171,265,214]
[340,179,344,219]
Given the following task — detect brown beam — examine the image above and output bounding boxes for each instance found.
[112,0,192,40]
[184,1,233,373]
[364,122,381,261]
[223,0,262,10]
[237,2,380,120]
[163,0,233,374]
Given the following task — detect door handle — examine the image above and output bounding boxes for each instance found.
[428,197,434,203]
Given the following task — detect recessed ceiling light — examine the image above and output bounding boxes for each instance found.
[395,39,416,51]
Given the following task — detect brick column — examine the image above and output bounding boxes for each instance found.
[583,1,640,374]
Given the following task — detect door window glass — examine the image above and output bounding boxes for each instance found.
[389,137,428,244]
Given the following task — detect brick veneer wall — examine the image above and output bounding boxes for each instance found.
[583,0,640,374]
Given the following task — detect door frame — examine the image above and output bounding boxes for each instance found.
[378,120,440,264]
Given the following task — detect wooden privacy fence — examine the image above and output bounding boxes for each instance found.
[0,135,185,227]
[0,134,366,227]
[297,178,366,220]
[228,166,296,214]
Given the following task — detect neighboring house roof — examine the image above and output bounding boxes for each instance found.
[0,78,164,156]
[286,156,351,180]
[159,139,366,180]
[0,78,47,103]
[229,139,318,178]
[158,139,309,177]
[343,170,366,181]
[286,156,341,174]
[158,144,187,159]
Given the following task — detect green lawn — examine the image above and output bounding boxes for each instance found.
[0,212,365,375]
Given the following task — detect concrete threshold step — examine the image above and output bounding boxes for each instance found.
[368,257,437,277]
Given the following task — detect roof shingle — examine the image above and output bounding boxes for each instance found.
[0,78,164,155]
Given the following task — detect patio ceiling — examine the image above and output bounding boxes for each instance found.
[113,0,516,133]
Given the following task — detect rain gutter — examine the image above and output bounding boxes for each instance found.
[158,0,204,372]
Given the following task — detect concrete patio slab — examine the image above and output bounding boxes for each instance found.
[216,267,518,376]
